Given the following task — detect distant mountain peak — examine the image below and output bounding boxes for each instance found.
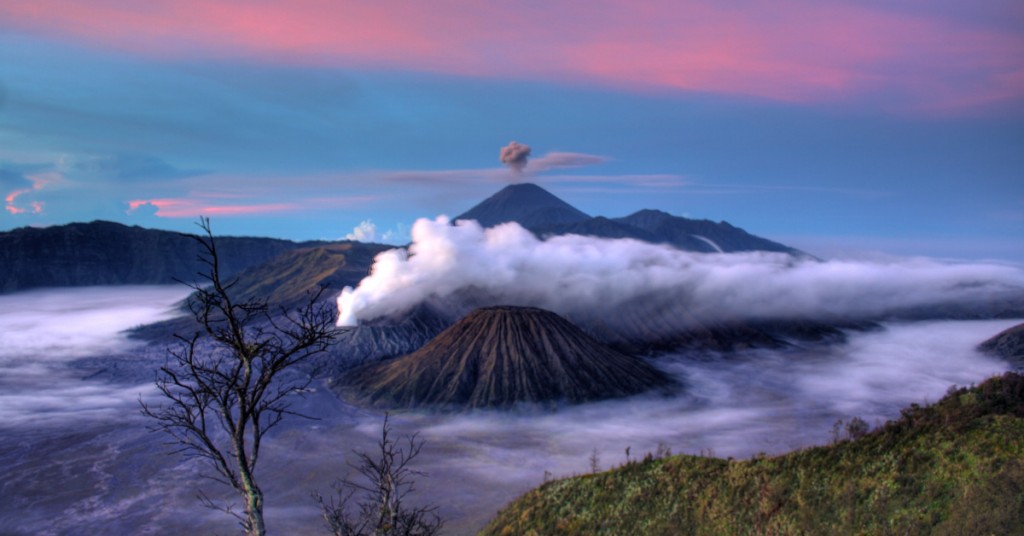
[455,182,590,230]
[493,182,548,195]
[629,208,671,218]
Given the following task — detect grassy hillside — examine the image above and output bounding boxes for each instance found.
[481,372,1024,536]
[226,242,389,307]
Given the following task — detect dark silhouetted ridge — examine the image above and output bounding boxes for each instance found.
[344,306,673,409]
[0,220,328,294]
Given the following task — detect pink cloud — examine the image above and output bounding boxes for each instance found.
[4,190,45,215]
[127,198,298,218]
[126,190,379,218]
[558,3,1024,111]
[1,1,1021,112]
[5,189,30,206]
[4,171,58,215]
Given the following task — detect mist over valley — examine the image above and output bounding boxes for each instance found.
[1,184,1023,534]
[0,285,1019,534]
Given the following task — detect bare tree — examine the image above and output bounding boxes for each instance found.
[831,416,871,444]
[141,217,338,536]
[830,418,844,444]
[844,416,870,440]
[313,413,443,536]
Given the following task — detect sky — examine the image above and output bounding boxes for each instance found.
[1,1,1022,262]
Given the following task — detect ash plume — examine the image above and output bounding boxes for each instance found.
[528,152,606,172]
[499,141,531,174]
[337,217,1024,333]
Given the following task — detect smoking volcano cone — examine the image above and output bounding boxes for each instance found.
[344,306,674,410]
[454,182,589,230]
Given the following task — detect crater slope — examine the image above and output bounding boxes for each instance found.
[344,306,673,409]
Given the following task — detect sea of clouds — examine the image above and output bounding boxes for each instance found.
[0,284,1020,534]
[0,286,190,426]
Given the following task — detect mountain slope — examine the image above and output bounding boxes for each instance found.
[533,216,660,242]
[128,241,392,343]
[224,242,390,307]
[614,209,805,255]
[0,220,326,293]
[343,306,674,409]
[454,183,590,229]
[481,372,1024,536]
[980,322,1024,366]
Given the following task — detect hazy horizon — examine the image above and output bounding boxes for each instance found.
[5,194,1024,267]
[2,2,1021,262]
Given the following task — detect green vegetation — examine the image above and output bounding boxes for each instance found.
[481,372,1024,536]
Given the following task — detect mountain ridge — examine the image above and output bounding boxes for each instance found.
[456,183,807,256]
[1,183,809,295]
[0,220,332,294]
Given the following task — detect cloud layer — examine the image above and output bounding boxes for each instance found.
[0,286,190,426]
[343,219,408,245]
[0,286,1019,534]
[3,1,1021,111]
[338,217,1024,331]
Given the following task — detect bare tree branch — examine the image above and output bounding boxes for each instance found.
[313,414,443,536]
[141,217,338,536]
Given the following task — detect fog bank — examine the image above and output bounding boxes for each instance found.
[1,288,1020,534]
[0,286,190,426]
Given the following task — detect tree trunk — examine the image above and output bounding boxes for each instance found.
[237,439,266,536]
[242,478,266,536]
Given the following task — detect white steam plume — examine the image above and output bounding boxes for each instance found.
[337,217,1024,329]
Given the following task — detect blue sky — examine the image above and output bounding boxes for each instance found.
[1,1,1022,262]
